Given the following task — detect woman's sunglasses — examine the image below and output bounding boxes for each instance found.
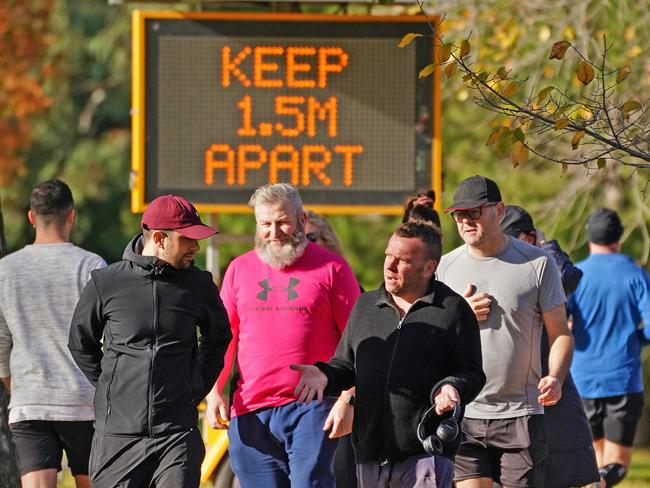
[306,232,320,242]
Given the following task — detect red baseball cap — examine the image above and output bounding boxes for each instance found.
[141,195,217,240]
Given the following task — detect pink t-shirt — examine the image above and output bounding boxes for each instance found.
[218,242,361,417]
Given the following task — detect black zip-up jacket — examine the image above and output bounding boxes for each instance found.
[316,280,485,462]
[68,235,232,437]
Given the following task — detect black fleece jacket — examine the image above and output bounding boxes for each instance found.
[316,279,485,463]
[68,235,231,437]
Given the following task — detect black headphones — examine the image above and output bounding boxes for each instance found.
[416,383,462,456]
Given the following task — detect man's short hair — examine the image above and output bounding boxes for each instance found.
[30,179,74,226]
[587,208,623,245]
[248,183,304,219]
[395,221,442,262]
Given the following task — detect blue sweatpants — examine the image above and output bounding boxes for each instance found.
[228,399,338,488]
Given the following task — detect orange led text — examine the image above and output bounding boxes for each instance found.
[221,46,349,88]
[204,143,363,187]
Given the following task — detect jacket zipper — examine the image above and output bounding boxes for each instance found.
[381,311,404,461]
[104,354,118,429]
[149,269,160,438]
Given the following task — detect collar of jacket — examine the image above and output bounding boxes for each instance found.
[122,234,190,278]
[375,278,438,308]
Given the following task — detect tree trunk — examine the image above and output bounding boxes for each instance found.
[0,196,19,486]
[635,352,650,446]
[0,383,19,487]
[0,194,6,258]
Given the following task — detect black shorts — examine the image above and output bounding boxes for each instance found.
[10,420,94,476]
[89,429,205,488]
[582,393,644,447]
[454,415,547,488]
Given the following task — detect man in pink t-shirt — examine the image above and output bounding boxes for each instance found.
[206,183,360,487]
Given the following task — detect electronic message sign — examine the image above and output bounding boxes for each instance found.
[131,11,440,214]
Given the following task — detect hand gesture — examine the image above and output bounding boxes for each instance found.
[433,384,460,415]
[290,364,328,404]
[206,390,230,429]
[463,283,492,322]
[538,375,562,406]
[323,397,354,439]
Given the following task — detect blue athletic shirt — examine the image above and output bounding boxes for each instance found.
[568,253,650,398]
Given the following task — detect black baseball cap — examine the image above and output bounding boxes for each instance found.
[501,205,535,237]
[445,176,502,211]
[587,208,623,244]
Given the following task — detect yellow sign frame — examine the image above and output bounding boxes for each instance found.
[131,10,441,215]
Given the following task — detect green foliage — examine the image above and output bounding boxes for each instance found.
[208,213,256,277]
[411,0,650,267]
[328,215,402,290]
[621,448,650,487]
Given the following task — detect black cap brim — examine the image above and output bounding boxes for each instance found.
[444,199,489,213]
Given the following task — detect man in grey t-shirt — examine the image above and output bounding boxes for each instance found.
[436,176,573,488]
[0,180,105,488]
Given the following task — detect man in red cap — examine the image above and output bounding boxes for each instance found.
[68,194,232,487]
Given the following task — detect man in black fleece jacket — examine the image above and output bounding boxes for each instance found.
[68,195,231,487]
[291,222,485,488]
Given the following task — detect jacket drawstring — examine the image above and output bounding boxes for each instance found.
[377,459,394,486]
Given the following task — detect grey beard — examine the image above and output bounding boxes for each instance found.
[255,232,307,269]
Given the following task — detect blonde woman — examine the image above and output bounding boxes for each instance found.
[305,210,359,488]
[305,211,343,256]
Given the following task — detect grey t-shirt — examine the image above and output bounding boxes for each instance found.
[437,237,565,419]
[0,243,106,422]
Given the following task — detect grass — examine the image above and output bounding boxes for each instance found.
[622,448,650,487]
[56,448,650,487]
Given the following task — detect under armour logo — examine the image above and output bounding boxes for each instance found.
[257,278,300,301]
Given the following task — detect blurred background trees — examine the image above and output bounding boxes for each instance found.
[4,0,647,273]
[0,0,136,263]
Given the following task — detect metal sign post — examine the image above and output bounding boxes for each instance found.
[0,195,6,259]
[206,214,220,283]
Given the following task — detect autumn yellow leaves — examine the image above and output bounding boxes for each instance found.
[399,30,644,171]
[548,40,639,119]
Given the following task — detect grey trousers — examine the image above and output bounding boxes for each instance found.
[356,454,454,488]
[89,428,205,488]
